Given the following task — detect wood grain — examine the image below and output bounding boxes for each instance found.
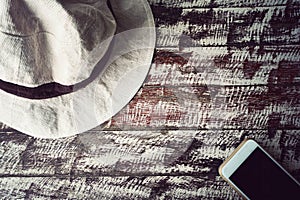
[147,47,300,86]
[154,6,300,47]
[0,130,299,180]
[149,0,296,8]
[110,85,300,130]
[0,176,241,199]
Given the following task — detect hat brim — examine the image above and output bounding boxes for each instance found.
[0,0,156,138]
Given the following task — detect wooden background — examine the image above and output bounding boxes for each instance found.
[1,0,300,199]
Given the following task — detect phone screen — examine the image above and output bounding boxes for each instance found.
[229,147,300,199]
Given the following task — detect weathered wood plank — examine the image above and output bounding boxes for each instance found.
[0,130,299,181]
[146,47,300,86]
[0,176,240,199]
[1,84,300,132]
[154,6,300,47]
[110,85,300,130]
[149,0,296,8]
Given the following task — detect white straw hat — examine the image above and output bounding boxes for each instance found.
[0,0,156,138]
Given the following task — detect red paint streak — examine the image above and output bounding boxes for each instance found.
[111,87,184,128]
[154,50,192,66]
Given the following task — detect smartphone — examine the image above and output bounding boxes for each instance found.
[219,139,300,199]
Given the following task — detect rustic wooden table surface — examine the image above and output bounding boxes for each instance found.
[1,0,300,199]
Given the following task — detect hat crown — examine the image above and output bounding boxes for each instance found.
[0,0,33,36]
[0,0,116,87]
[0,0,39,36]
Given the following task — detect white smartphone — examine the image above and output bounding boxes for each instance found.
[219,139,300,199]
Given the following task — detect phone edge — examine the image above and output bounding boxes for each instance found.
[218,138,250,177]
[218,138,253,200]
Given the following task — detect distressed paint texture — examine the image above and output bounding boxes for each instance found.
[0,176,241,199]
[149,0,293,8]
[1,0,300,199]
[0,130,299,176]
[154,6,300,47]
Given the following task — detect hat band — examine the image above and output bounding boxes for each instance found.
[0,80,73,99]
